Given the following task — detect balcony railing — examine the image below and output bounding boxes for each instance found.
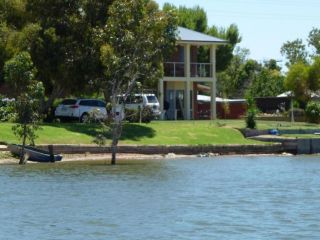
[190,63,212,78]
[164,62,212,78]
[164,62,185,77]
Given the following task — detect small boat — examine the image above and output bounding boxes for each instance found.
[8,144,63,163]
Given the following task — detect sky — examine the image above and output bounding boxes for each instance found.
[155,0,320,67]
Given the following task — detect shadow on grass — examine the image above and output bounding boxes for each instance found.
[42,122,155,142]
[121,123,156,141]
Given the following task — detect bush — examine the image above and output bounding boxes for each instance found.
[245,94,258,129]
[305,101,320,123]
[0,97,15,122]
[125,106,154,123]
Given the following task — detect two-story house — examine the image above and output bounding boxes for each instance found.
[159,27,227,120]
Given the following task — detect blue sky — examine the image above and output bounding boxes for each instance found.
[155,0,320,66]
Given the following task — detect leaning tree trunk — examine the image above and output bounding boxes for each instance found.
[111,121,122,165]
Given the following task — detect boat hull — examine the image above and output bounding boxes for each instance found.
[8,144,63,162]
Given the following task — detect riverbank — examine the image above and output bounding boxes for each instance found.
[0,142,295,165]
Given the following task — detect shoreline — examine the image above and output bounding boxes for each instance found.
[0,151,296,165]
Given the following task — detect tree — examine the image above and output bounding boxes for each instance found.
[285,62,309,104]
[250,68,285,97]
[98,0,177,164]
[280,39,308,67]
[25,0,113,112]
[249,60,285,97]
[4,51,44,164]
[308,57,320,91]
[163,4,207,33]
[208,24,241,71]
[308,28,320,55]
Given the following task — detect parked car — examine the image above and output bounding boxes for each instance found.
[54,99,107,122]
[116,94,161,118]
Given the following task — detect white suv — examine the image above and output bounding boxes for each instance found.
[55,99,107,122]
[116,94,161,118]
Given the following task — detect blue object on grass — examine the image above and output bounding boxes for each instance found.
[268,129,279,135]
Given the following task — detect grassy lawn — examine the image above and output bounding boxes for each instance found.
[0,121,258,145]
[0,120,318,145]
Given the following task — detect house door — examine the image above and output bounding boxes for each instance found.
[165,90,185,120]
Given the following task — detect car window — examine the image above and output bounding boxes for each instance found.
[97,101,106,107]
[133,96,143,104]
[79,100,89,106]
[61,99,77,105]
[146,96,158,103]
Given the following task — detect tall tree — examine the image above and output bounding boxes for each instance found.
[308,28,320,55]
[208,24,241,71]
[285,62,309,104]
[4,51,44,164]
[99,0,177,164]
[163,4,207,32]
[280,39,308,67]
[308,56,320,91]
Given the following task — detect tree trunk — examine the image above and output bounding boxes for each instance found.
[110,121,122,165]
[41,86,64,115]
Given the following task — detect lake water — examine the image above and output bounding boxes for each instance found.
[1,156,320,240]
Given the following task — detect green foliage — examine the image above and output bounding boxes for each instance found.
[0,97,14,121]
[125,106,154,123]
[250,68,285,97]
[285,62,309,103]
[4,51,36,95]
[163,4,207,32]
[308,57,320,91]
[245,94,257,129]
[4,51,44,156]
[308,28,320,55]
[12,80,44,145]
[305,101,320,124]
[92,121,111,146]
[217,48,284,98]
[280,39,308,67]
[208,24,241,72]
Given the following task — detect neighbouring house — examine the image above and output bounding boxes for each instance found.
[159,27,227,120]
[197,95,247,119]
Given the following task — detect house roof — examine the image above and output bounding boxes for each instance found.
[177,27,227,45]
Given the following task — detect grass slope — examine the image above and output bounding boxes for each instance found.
[0,121,258,145]
[1,120,317,146]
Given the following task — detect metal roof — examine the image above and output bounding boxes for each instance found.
[177,27,227,44]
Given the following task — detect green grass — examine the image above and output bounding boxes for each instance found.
[0,121,257,145]
[1,120,318,146]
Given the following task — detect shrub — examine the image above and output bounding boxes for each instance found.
[305,101,320,123]
[245,94,257,129]
[125,106,154,123]
[0,97,15,122]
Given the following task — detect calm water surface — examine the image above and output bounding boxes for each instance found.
[1,156,320,239]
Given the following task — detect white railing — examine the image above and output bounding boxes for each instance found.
[164,62,185,77]
[190,63,212,78]
[164,62,212,78]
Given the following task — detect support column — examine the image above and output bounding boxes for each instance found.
[184,44,191,78]
[159,79,164,119]
[210,45,217,119]
[185,81,191,120]
[184,44,191,120]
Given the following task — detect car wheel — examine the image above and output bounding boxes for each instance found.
[80,113,89,123]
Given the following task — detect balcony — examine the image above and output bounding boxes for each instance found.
[164,62,212,78]
[164,62,185,77]
[190,63,212,78]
